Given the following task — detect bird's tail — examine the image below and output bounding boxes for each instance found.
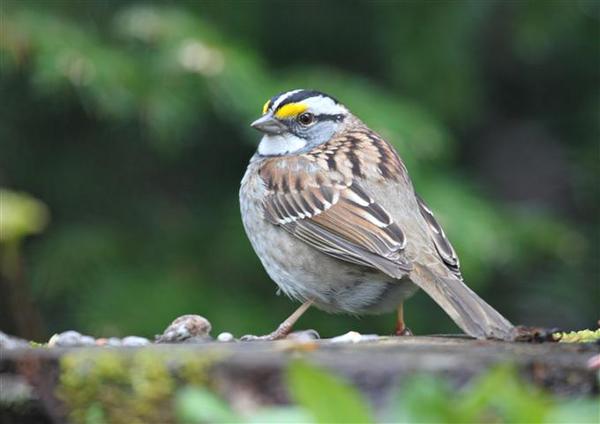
[411,263,516,341]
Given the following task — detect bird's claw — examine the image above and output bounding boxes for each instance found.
[241,328,320,342]
[395,327,413,336]
[240,334,277,342]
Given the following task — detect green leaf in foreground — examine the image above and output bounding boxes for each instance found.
[385,364,599,424]
[286,360,374,424]
[246,406,314,423]
[174,386,238,424]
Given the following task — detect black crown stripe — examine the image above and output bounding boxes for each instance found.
[273,90,339,112]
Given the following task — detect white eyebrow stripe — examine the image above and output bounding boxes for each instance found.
[301,96,347,115]
[271,89,303,111]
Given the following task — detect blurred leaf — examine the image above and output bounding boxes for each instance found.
[0,188,49,243]
[84,403,105,424]
[385,364,598,423]
[385,374,459,423]
[461,364,549,423]
[246,406,313,424]
[546,398,600,424]
[373,2,488,127]
[174,386,238,424]
[287,360,374,424]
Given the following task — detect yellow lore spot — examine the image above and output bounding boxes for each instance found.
[275,102,307,119]
[262,100,271,115]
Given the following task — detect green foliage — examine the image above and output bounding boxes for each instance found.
[174,386,313,424]
[175,387,237,424]
[177,361,599,424]
[287,360,374,424]
[244,407,313,424]
[0,189,49,282]
[0,189,48,243]
[385,364,599,424]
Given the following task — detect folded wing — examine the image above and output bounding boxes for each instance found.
[260,158,411,278]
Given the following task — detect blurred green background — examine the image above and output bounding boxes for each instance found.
[0,0,598,341]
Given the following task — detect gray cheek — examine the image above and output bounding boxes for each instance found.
[298,122,338,151]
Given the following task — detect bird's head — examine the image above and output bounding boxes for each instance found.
[251,89,349,156]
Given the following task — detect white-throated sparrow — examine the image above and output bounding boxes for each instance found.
[240,89,515,341]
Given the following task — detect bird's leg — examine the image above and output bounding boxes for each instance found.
[241,300,313,341]
[395,302,413,336]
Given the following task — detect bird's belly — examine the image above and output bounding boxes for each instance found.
[240,173,418,314]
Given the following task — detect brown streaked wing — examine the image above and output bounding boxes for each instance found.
[260,158,411,278]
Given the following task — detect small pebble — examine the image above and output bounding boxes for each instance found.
[331,331,379,344]
[0,331,29,350]
[217,332,235,342]
[95,337,123,347]
[80,335,96,345]
[122,336,150,347]
[48,331,96,347]
[331,331,362,343]
[156,314,212,343]
[106,337,123,347]
[286,329,320,342]
[358,334,380,342]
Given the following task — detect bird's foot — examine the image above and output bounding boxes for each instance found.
[241,322,293,342]
[395,303,412,336]
[395,327,413,336]
[241,300,315,342]
[240,333,278,341]
[241,327,320,342]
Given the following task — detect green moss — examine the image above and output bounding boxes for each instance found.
[176,352,221,387]
[553,328,600,343]
[56,348,225,424]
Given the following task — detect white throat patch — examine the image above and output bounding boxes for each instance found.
[258,134,307,156]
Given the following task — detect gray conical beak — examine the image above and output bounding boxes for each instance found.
[250,114,287,135]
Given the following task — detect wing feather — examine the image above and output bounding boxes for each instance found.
[415,195,463,279]
[260,155,411,278]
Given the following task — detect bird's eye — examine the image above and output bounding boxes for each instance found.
[297,112,315,126]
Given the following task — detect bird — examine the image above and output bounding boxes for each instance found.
[239,89,516,341]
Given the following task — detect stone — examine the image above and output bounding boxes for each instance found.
[106,337,123,347]
[286,329,320,342]
[156,314,212,343]
[48,331,96,347]
[0,331,29,350]
[330,331,379,343]
[217,332,235,342]
[121,336,150,347]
